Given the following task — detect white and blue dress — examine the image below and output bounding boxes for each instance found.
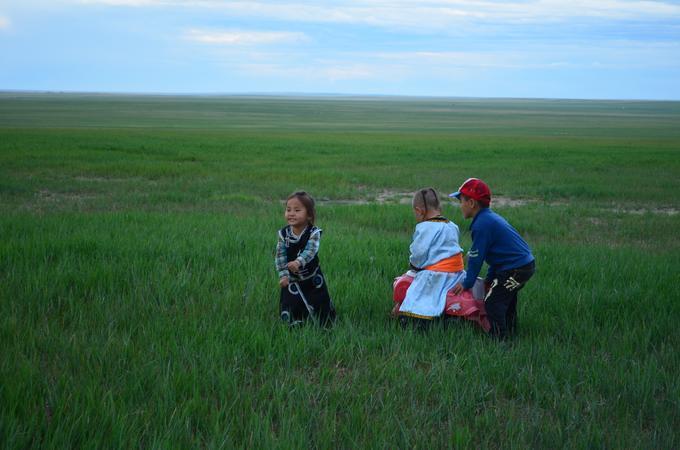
[398,217,466,319]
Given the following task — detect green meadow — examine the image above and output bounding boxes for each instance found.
[1,93,679,448]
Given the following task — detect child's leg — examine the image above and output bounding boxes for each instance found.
[280,291,294,325]
[303,271,336,326]
[280,286,308,325]
[311,285,336,326]
[485,288,513,340]
[505,294,518,336]
[317,300,336,327]
[485,261,535,340]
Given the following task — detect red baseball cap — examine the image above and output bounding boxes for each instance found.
[449,178,491,206]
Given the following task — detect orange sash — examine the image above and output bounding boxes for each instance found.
[424,253,464,272]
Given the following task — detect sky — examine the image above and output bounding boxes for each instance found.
[1,0,679,99]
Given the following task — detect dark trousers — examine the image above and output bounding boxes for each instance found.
[484,260,535,340]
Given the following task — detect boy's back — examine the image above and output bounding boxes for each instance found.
[466,208,533,288]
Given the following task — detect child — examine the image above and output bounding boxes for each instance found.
[397,188,466,327]
[275,191,336,326]
[450,178,535,340]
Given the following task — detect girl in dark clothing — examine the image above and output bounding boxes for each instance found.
[275,191,335,326]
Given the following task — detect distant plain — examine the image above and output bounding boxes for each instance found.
[1,93,678,448]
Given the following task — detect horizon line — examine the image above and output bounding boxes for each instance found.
[1,89,679,103]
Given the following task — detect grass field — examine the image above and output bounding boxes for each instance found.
[1,93,679,448]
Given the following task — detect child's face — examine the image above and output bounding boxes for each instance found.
[413,206,426,222]
[459,196,475,219]
[285,197,309,229]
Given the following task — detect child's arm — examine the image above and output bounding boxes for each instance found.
[288,229,321,272]
[408,227,429,269]
[275,233,289,280]
[463,229,491,289]
[452,228,491,294]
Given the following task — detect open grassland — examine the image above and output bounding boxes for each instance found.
[1,93,679,448]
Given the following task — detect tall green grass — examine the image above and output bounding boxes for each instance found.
[1,94,679,448]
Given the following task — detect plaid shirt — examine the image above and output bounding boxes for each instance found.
[275,226,321,280]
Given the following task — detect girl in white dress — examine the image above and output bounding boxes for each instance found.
[398,188,466,328]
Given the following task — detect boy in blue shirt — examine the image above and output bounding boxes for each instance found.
[450,178,535,340]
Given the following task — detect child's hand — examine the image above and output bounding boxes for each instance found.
[287,260,301,273]
[279,276,289,288]
[451,282,464,295]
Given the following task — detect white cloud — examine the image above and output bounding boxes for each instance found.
[226,40,680,84]
[74,0,680,28]
[79,0,166,5]
[0,15,10,30]
[375,51,518,68]
[237,62,385,81]
[221,50,504,83]
[373,40,680,70]
[322,64,383,81]
[184,29,308,45]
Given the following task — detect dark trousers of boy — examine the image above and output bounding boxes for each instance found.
[484,261,535,340]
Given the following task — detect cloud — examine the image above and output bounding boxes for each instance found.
[79,0,166,5]
[237,62,384,81]
[184,29,308,45]
[225,40,680,84]
[0,15,10,30]
[222,50,511,84]
[74,0,680,28]
[379,40,680,70]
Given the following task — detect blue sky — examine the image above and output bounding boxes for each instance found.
[1,0,679,99]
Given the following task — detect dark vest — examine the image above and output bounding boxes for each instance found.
[279,225,320,279]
